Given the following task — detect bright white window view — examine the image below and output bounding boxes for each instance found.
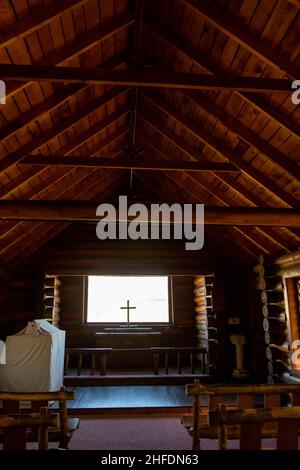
[86,276,169,324]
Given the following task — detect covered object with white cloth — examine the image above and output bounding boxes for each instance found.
[0,320,65,392]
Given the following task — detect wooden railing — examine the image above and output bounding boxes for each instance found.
[183,381,300,450]
[64,347,208,376]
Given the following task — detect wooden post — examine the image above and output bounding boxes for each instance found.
[177,352,182,375]
[77,353,83,376]
[64,353,69,376]
[100,352,108,376]
[38,407,49,450]
[153,352,160,375]
[164,350,169,375]
[91,353,96,376]
[192,393,200,451]
[58,397,68,449]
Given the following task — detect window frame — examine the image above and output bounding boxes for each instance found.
[83,275,173,327]
[284,275,300,376]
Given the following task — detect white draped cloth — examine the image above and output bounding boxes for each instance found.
[0,340,6,364]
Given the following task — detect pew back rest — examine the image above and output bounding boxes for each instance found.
[0,406,59,450]
[0,387,75,449]
[209,404,300,450]
[185,381,300,450]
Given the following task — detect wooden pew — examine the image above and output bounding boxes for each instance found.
[0,407,59,450]
[209,404,300,450]
[182,381,300,450]
[0,387,78,449]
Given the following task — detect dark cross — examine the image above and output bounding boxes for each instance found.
[120,300,136,326]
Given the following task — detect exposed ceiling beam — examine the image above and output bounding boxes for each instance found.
[5,13,134,99]
[0,122,128,200]
[145,19,300,140]
[0,54,126,143]
[2,172,126,265]
[136,124,300,252]
[22,154,239,172]
[142,92,299,208]
[0,0,91,49]
[1,200,299,226]
[183,0,300,78]
[0,64,294,92]
[0,88,130,173]
[136,172,259,263]
[0,127,128,241]
[137,133,293,254]
[185,91,300,182]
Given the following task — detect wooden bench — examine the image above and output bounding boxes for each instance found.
[209,404,300,450]
[0,387,78,449]
[0,406,59,450]
[182,381,300,450]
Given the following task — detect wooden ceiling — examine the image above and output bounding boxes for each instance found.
[0,0,300,266]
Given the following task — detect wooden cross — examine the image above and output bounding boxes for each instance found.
[120,299,136,326]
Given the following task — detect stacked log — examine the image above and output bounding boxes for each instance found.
[194,274,215,373]
[43,275,61,326]
[256,256,290,383]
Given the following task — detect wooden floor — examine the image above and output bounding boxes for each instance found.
[51,385,193,413]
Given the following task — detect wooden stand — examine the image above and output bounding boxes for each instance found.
[230,333,248,378]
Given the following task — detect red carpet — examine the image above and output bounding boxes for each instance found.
[68,416,265,450]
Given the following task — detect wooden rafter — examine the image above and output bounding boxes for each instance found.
[288,0,300,6]
[0,0,92,49]
[136,133,293,254]
[2,172,126,265]
[0,127,128,240]
[137,172,259,262]
[0,54,126,143]
[145,19,300,140]
[0,64,294,92]
[142,92,299,209]
[183,0,300,78]
[5,14,134,100]
[22,154,238,172]
[0,123,128,200]
[0,88,130,173]
[185,91,300,182]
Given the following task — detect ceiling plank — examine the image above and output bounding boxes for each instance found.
[186,91,300,182]
[1,200,299,226]
[137,172,258,263]
[0,88,130,173]
[142,92,300,208]
[2,172,126,265]
[22,154,239,172]
[137,133,293,254]
[136,124,300,252]
[0,127,128,240]
[0,54,126,143]
[0,123,128,200]
[5,13,134,99]
[288,0,300,7]
[145,19,300,140]
[0,64,294,92]
[183,0,300,78]
[0,0,91,49]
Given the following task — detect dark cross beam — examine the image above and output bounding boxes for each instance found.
[0,64,294,92]
[21,154,239,172]
[120,300,136,326]
[1,200,300,226]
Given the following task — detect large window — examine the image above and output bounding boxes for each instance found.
[85,276,170,325]
[285,277,300,374]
